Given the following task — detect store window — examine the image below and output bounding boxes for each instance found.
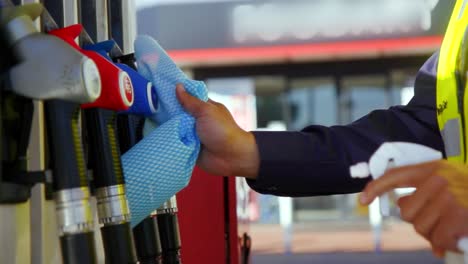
[255,76,287,129]
[340,75,388,124]
[288,77,337,130]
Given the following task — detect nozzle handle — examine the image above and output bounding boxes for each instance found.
[49,25,134,111]
[83,41,157,116]
[80,52,134,111]
[85,108,125,187]
[44,100,88,190]
[118,63,158,116]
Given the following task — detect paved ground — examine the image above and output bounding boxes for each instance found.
[252,251,442,264]
[249,220,442,264]
[250,220,431,254]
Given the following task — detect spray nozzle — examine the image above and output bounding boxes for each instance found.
[350,142,443,216]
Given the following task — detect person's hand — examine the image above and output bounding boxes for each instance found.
[359,160,468,257]
[176,84,260,179]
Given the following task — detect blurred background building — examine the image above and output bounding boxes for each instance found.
[136,0,453,263]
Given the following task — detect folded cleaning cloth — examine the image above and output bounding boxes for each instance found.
[122,35,208,227]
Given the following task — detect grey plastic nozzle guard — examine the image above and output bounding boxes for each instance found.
[5,4,101,103]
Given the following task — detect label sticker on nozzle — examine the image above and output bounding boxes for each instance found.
[120,72,134,107]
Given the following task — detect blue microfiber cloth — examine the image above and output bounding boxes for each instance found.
[121,36,208,227]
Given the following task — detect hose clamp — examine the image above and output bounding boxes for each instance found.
[95,184,131,225]
[54,187,94,235]
[156,196,178,215]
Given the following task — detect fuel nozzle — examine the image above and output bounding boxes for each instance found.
[81,41,162,263]
[2,4,101,103]
[49,24,133,111]
[49,24,139,263]
[84,40,158,116]
[156,196,182,264]
[82,40,164,264]
[2,3,100,263]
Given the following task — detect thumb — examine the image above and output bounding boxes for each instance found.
[176,83,207,118]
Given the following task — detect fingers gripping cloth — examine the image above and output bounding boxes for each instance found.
[122,36,208,227]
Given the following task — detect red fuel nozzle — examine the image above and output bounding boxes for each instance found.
[49,24,134,111]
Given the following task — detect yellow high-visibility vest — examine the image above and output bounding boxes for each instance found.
[437,0,468,162]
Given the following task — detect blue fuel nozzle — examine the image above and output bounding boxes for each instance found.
[84,40,158,116]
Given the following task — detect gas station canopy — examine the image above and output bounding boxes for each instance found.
[138,0,454,67]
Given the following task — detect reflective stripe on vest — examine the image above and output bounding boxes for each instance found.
[441,118,462,157]
[437,0,468,162]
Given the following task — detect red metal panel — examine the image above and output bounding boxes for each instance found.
[177,167,228,264]
[228,177,240,264]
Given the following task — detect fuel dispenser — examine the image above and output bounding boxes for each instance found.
[49,24,138,264]
[2,3,102,263]
[85,39,164,264]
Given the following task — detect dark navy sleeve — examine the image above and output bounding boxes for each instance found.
[247,53,445,197]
